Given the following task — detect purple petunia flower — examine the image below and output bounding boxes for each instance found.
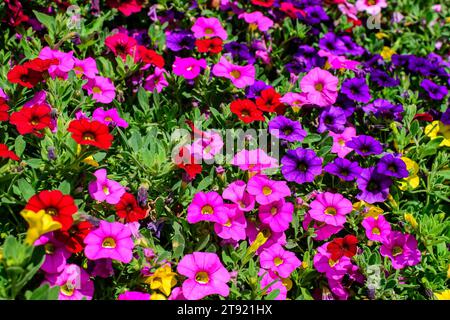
[324,158,362,181]
[356,167,392,204]
[346,135,383,156]
[370,69,400,87]
[246,80,271,99]
[339,35,365,56]
[268,116,307,142]
[304,5,329,24]
[420,79,449,100]
[362,99,404,121]
[376,154,409,178]
[224,41,255,64]
[441,108,450,125]
[341,77,371,103]
[319,32,346,55]
[318,106,347,134]
[165,30,195,52]
[281,147,323,184]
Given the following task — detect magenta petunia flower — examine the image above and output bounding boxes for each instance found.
[92,107,128,128]
[355,0,387,15]
[280,92,310,110]
[34,233,71,274]
[187,191,227,224]
[213,204,247,241]
[191,130,224,161]
[259,243,301,278]
[308,192,353,227]
[177,252,230,300]
[222,180,255,212]
[144,67,168,93]
[168,287,187,300]
[329,126,357,158]
[379,231,421,270]
[302,212,344,241]
[238,11,274,32]
[191,17,227,40]
[44,264,94,300]
[83,76,116,103]
[300,67,339,107]
[361,215,391,242]
[117,291,150,300]
[24,90,49,108]
[73,57,98,79]
[172,56,207,80]
[231,149,278,173]
[313,243,353,280]
[247,174,291,205]
[84,220,135,263]
[212,57,255,88]
[88,169,126,205]
[258,198,294,232]
[318,50,361,72]
[39,46,75,79]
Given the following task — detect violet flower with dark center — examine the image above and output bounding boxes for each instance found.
[362,99,404,121]
[339,35,365,56]
[346,135,383,156]
[420,79,449,100]
[341,77,371,103]
[246,80,271,99]
[370,69,400,87]
[281,147,323,184]
[165,30,195,52]
[318,32,346,55]
[376,154,409,178]
[318,106,347,134]
[224,42,255,63]
[356,167,392,204]
[304,5,329,24]
[268,115,307,142]
[324,158,362,181]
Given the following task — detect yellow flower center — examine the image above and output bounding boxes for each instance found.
[44,243,55,254]
[60,283,75,296]
[204,27,214,35]
[104,117,112,121]
[82,133,95,141]
[102,185,110,195]
[201,205,214,215]
[315,82,324,91]
[102,237,116,249]
[392,246,403,256]
[46,207,58,216]
[270,206,278,215]
[372,227,380,235]
[338,138,345,146]
[274,257,284,266]
[195,271,209,284]
[230,70,241,79]
[224,220,232,227]
[262,186,272,196]
[329,259,338,267]
[325,207,337,216]
[92,86,102,94]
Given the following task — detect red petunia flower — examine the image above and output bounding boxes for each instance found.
[105,33,138,59]
[106,0,144,16]
[115,192,147,222]
[54,221,94,253]
[195,38,223,54]
[25,190,78,231]
[67,119,114,150]
[230,99,265,123]
[175,146,202,180]
[0,99,9,122]
[3,0,29,27]
[255,88,284,113]
[9,104,53,137]
[414,113,434,122]
[136,45,165,68]
[327,235,358,261]
[7,65,42,88]
[251,0,275,7]
[23,57,59,72]
[0,143,19,161]
[279,2,306,19]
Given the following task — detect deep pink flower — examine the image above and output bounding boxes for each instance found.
[191,17,227,40]
[329,127,357,158]
[356,0,387,15]
[177,252,230,300]
[212,57,255,88]
[231,149,278,173]
[172,56,207,80]
[83,76,116,104]
[34,233,71,274]
[379,231,421,270]
[222,180,255,212]
[318,50,361,71]
[300,67,339,107]
[247,175,291,205]
[302,212,343,241]
[259,243,301,278]
[38,47,75,79]
[84,220,135,263]
[88,169,126,205]
[44,264,94,300]
[238,11,274,32]
[362,215,391,242]
[258,198,294,232]
[190,130,224,161]
[105,33,137,59]
[187,191,227,224]
[144,67,168,93]
[313,243,353,280]
[308,192,353,227]
[92,107,128,128]
[73,57,98,79]
[213,204,247,241]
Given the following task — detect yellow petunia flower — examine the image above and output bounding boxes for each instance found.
[375,32,389,39]
[404,213,418,229]
[380,46,396,61]
[145,264,177,296]
[353,201,384,218]
[20,209,62,245]
[435,290,450,300]
[150,293,167,300]
[398,157,420,190]
[77,145,99,166]
[424,121,450,147]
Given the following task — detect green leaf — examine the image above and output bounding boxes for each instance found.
[17,179,35,201]
[15,136,26,157]
[33,11,54,31]
[58,180,71,194]
[265,289,280,300]
[26,284,60,300]
[137,87,149,110]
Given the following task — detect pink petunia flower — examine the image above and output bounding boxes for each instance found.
[222,180,255,212]
[379,231,421,270]
[329,126,357,158]
[44,264,94,300]
[83,76,116,104]
[187,191,227,224]
[34,233,71,274]
[300,67,339,107]
[117,291,150,300]
[302,212,344,241]
[144,67,168,93]
[212,57,255,88]
[258,198,294,232]
[308,192,353,227]
[279,92,310,111]
[318,50,361,71]
[355,0,387,15]
[258,268,287,300]
[231,149,278,173]
[191,17,228,40]
[39,47,75,79]
[172,56,207,80]
[247,174,291,205]
[238,11,274,32]
[259,243,301,278]
[88,169,126,204]
[361,215,391,242]
[24,91,49,108]
[92,107,128,128]
[168,287,187,300]
[84,220,135,263]
[0,88,8,100]
[213,204,247,241]
[177,252,230,300]
[73,57,98,79]
[313,243,353,280]
[191,130,224,161]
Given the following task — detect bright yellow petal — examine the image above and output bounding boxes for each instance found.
[435,290,450,300]
[150,293,167,300]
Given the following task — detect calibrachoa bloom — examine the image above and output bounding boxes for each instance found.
[177,252,230,300]
[230,99,264,123]
[281,148,323,184]
[9,104,53,137]
[376,154,409,178]
[238,11,274,32]
[424,121,450,147]
[356,0,387,15]
[0,143,20,161]
[44,264,94,300]
[212,57,255,88]
[302,213,344,241]
[187,191,226,224]
[259,243,301,278]
[67,119,114,150]
[83,76,116,103]
[258,198,294,232]
[172,56,207,80]
[247,174,291,205]
[362,215,391,242]
[268,115,307,142]
[329,127,357,158]
[191,17,228,40]
[115,192,147,222]
[35,233,71,274]
[231,148,278,173]
[300,67,339,107]
[379,231,421,270]
[313,243,353,280]
[84,220,135,263]
[222,180,255,212]
[144,67,169,93]
[105,33,137,59]
[356,168,392,204]
[308,192,353,227]
[324,158,362,181]
[346,135,383,156]
[213,204,247,241]
[73,57,98,79]
[92,107,128,128]
[88,169,126,205]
